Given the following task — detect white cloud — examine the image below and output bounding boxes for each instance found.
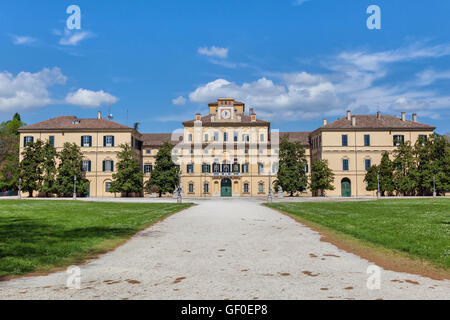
[172,96,187,105]
[0,67,66,111]
[198,46,229,59]
[11,35,37,45]
[59,29,93,46]
[65,89,118,107]
[186,43,450,120]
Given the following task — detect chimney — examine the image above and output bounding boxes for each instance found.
[323,118,327,126]
[377,111,381,119]
[412,113,417,123]
[401,112,406,121]
[347,110,351,121]
[251,114,256,122]
[195,113,201,121]
[97,111,102,119]
[249,108,254,116]
[351,116,356,127]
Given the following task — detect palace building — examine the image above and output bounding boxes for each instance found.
[18,98,435,198]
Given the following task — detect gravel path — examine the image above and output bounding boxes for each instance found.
[1,199,449,300]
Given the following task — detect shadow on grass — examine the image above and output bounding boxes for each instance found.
[0,216,135,276]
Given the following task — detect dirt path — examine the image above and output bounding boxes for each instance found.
[1,199,449,300]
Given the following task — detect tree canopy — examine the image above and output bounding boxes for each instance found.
[276,137,308,196]
[309,159,335,196]
[144,142,179,197]
[110,143,143,196]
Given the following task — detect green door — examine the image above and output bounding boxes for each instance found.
[221,179,232,197]
[341,179,351,197]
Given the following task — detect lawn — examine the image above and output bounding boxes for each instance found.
[0,200,191,278]
[266,199,450,269]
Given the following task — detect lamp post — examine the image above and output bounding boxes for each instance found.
[433,175,436,198]
[18,177,22,199]
[267,170,273,203]
[377,173,381,199]
[73,175,77,200]
[177,169,182,203]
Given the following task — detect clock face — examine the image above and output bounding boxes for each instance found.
[221,109,231,119]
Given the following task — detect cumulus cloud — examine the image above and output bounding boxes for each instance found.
[65,89,118,107]
[186,43,450,120]
[0,67,66,111]
[198,46,229,59]
[11,35,37,45]
[172,96,187,105]
[59,29,93,46]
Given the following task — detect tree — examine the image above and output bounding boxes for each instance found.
[0,113,25,191]
[429,133,450,194]
[364,164,379,192]
[276,137,308,196]
[378,152,395,196]
[55,143,89,197]
[109,143,143,197]
[393,142,418,196]
[40,141,58,196]
[309,159,335,196]
[145,142,179,197]
[18,140,44,197]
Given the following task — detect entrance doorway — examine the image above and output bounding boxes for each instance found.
[341,178,351,197]
[221,178,232,197]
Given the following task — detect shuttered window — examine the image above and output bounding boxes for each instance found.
[81,136,92,147]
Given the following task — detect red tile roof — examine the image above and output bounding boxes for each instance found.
[142,133,181,147]
[19,116,133,131]
[320,115,435,131]
[182,114,269,127]
[279,132,311,145]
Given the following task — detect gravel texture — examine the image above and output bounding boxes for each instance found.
[1,198,449,300]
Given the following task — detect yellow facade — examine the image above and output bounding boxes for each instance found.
[18,101,435,198]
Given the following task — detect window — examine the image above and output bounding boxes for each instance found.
[49,136,55,147]
[144,164,153,173]
[103,160,114,172]
[105,182,112,192]
[24,136,34,146]
[146,149,151,154]
[204,134,209,142]
[242,163,249,173]
[342,135,348,147]
[365,159,371,171]
[81,136,92,147]
[214,132,219,141]
[82,160,91,172]
[258,182,264,193]
[305,164,309,173]
[223,132,228,142]
[234,132,238,142]
[258,163,264,174]
[213,163,220,173]
[418,135,427,141]
[260,134,264,142]
[202,164,211,173]
[188,134,192,142]
[188,183,194,193]
[104,135,114,147]
[364,135,370,147]
[242,134,249,142]
[233,162,240,173]
[393,135,405,146]
[343,159,349,171]
[222,164,231,173]
[203,183,209,193]
[187,164,194,174]
[244,148,249,154]
[244,183,249,193]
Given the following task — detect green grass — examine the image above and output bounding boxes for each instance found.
[266,199,450,269]
[0,200,191,278]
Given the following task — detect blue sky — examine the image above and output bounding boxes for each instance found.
[1,0,449,134]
